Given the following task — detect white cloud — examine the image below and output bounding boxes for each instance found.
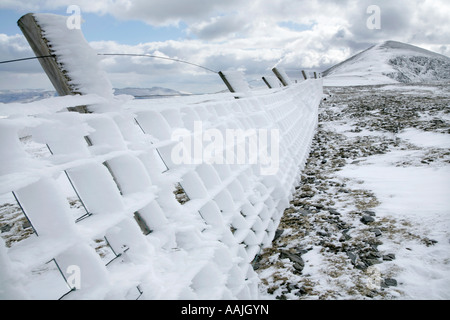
[1,0,449,92]
[0,33,45,73]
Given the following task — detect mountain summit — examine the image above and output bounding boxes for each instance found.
[323,40,450,86]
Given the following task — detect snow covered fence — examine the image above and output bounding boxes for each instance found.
[0,13,323,300]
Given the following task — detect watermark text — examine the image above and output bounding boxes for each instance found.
[66,5,82,30]
[366,5,381,30]
[171,121,280,175]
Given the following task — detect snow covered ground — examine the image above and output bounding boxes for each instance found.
[256,83,450,300]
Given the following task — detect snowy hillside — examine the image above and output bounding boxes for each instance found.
[323,41,450,86]
[0,87,189,103]
[0,90,57,103]
[113,87,191,99]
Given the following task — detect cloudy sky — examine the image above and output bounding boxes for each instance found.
[0,0,449,93]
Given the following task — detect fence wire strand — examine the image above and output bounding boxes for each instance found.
[0,53,218,74]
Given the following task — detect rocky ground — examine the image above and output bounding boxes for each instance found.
[255,83,450,300]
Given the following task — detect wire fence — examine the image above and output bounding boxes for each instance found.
[0,12,323,300]
[0,53,218,73]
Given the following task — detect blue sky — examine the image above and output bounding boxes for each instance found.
[0,8,189,44]
[0,0,449,93]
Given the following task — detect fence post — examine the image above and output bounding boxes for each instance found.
[218,71,251,98]
[17,12,152,237]
[272,67,289,87]
[218,71,236,93]
[301,70,308,80]
[17,13,89,113]
[262,77,272,89]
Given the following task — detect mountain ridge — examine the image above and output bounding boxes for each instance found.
[0,87,190,103]
[323,40,450,86]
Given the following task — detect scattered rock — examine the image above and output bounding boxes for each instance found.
[317,231,330,237]
[273,229,284,242]
[383,253,396,261]
[355,262,367,270]
[339,233,352,242]
[360,215,375,224]
[294,286,308,297]
[280,250,305,273]
[292,263,304,273]
[371,228,382,237]
[300,192,315,198]
[0,224,12,233]
[363,258,382,267]
[328,208,341,216]
[422,238,438,247]
[346,251,358,264]
[383,278,398,287]
[298,209,312,216]
[365,252,382,260]
[281,252,304,265]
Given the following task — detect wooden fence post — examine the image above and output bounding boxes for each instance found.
[17,13,89,113]
[272,67,289,87]
[18,12,153,236]
[218,71,236,93]
[301,70,308,80]
[218,71,251,98]
[262,77,272,89]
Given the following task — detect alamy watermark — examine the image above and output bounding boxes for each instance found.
[66,265,81,290]
[171,121,280,176]
[66,5,82,30]
[366,5,381,30]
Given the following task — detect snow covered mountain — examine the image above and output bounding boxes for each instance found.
[0,87,190,103]
[323,40,450,86]
[0,89,57,103]
[113,87,192,99]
